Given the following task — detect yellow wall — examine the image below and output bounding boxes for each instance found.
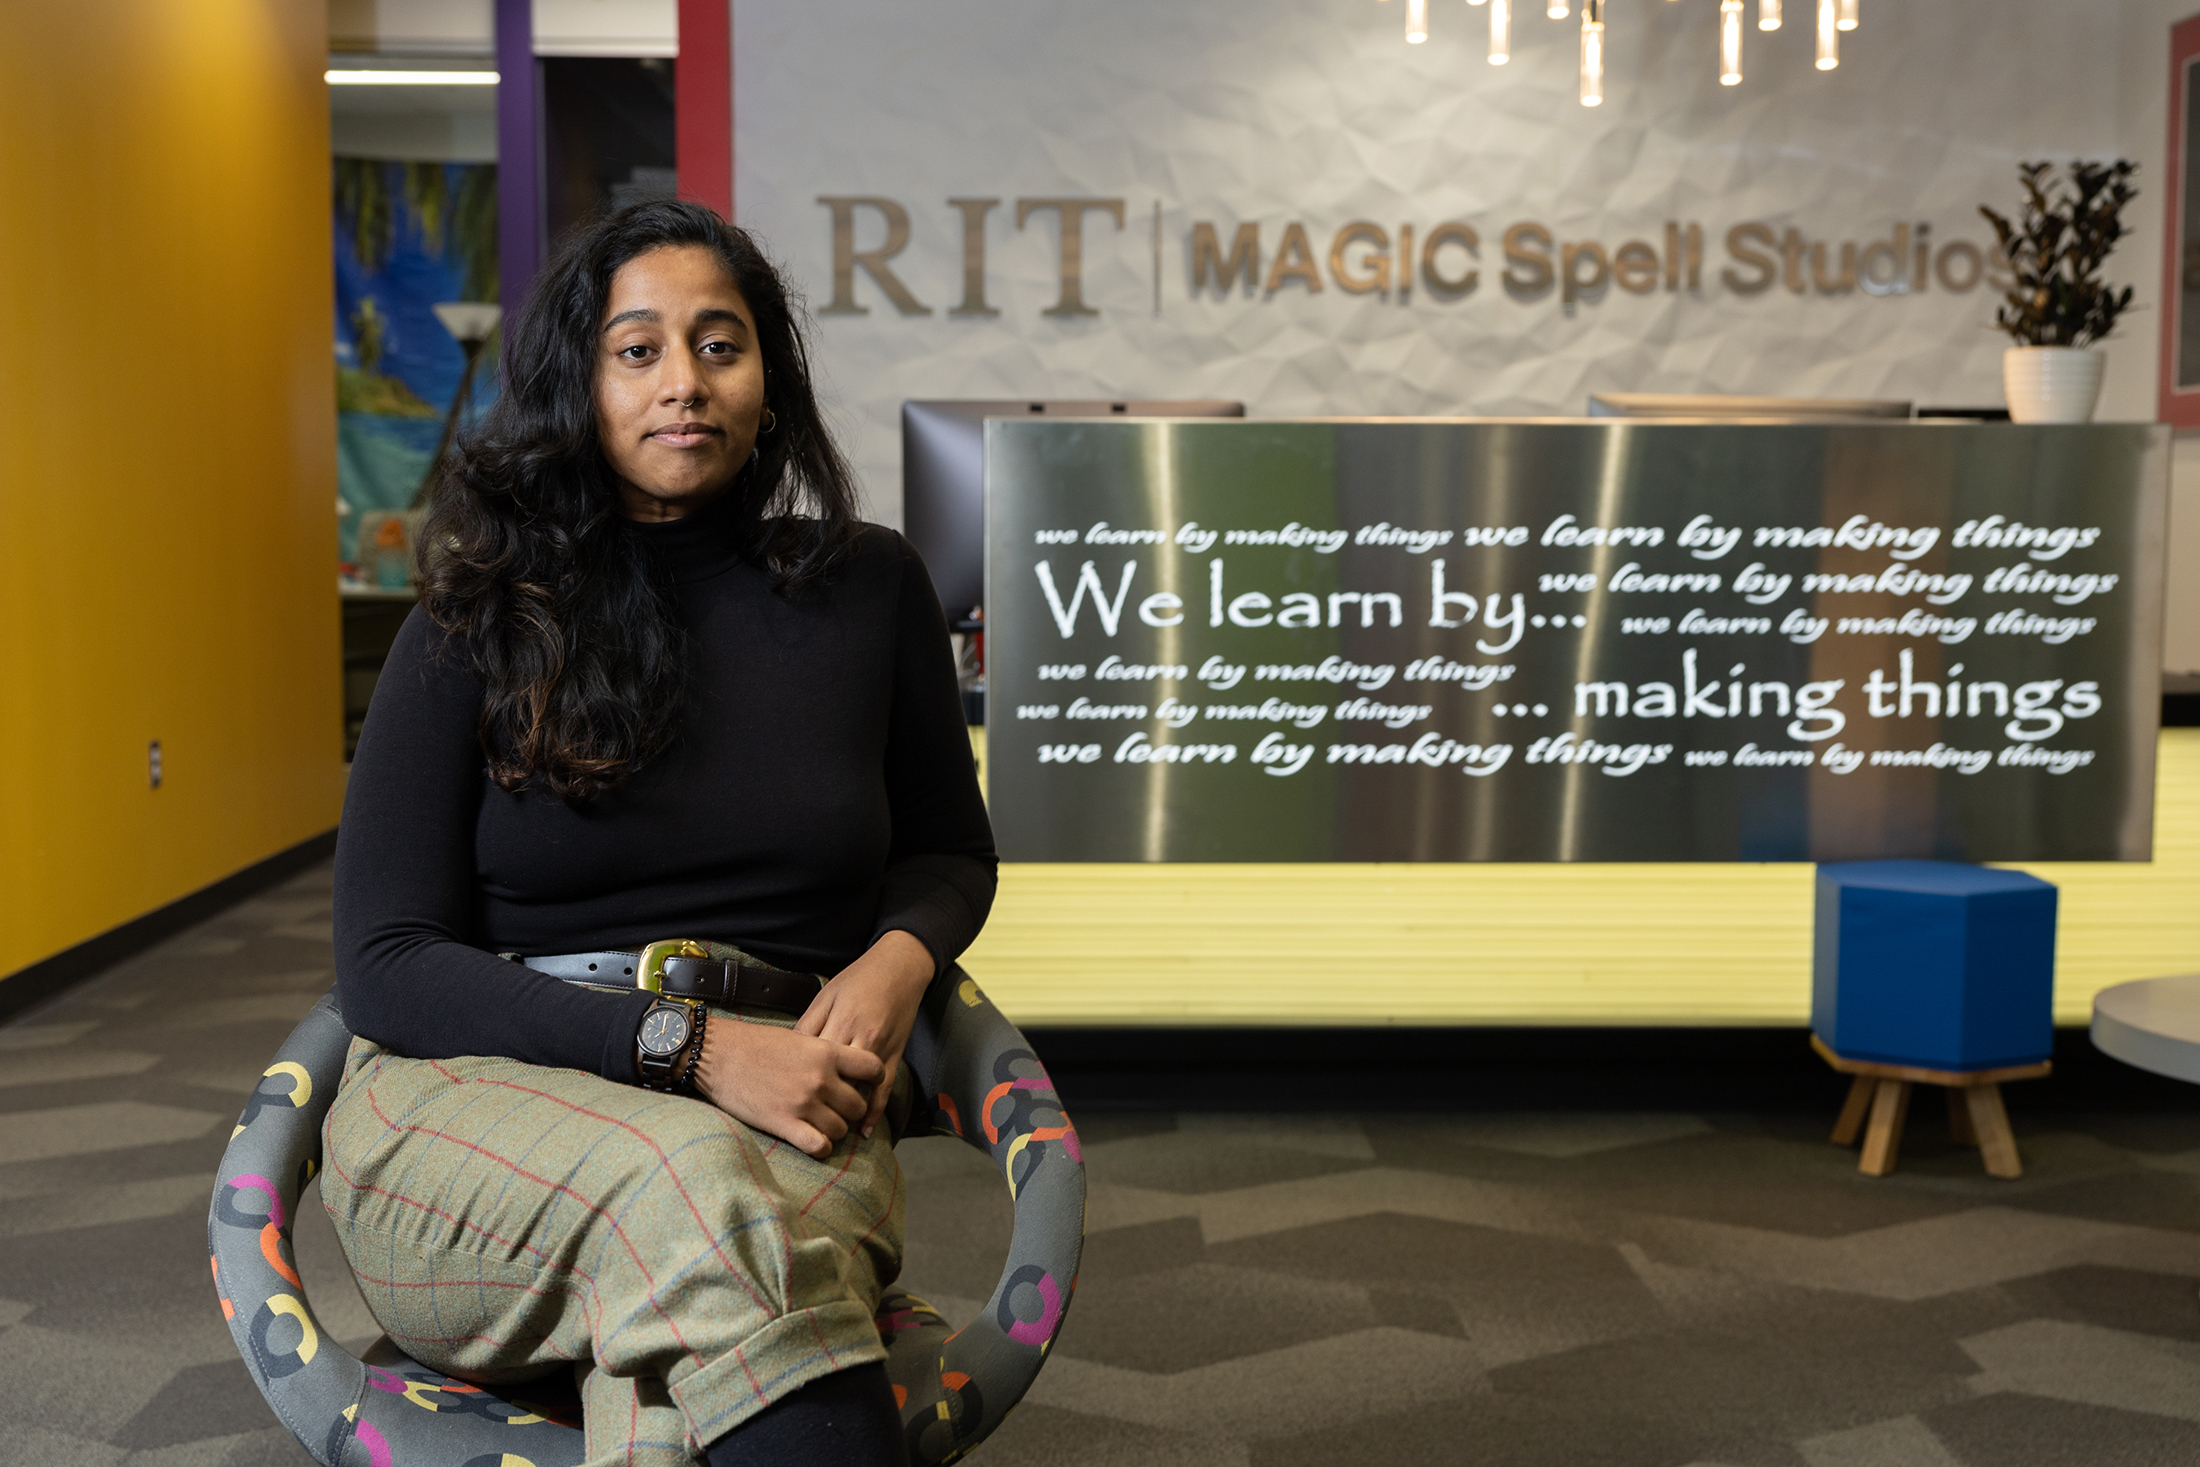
[966,728,2200,1026]
[0,0,344,980]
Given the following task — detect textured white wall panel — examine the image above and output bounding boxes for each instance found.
[535,0,678,57]
[733,1,2159,529]
[330,0,677,57]
[330,0,495,55]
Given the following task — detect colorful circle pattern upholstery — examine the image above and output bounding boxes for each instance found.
[208,970,1085,1466]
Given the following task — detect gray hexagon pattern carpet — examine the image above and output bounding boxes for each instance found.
[5,861,2200,1466]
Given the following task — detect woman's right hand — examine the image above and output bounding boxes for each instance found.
[689,1016,885,1159]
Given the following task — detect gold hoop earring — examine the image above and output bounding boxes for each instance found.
[760,407,778,434]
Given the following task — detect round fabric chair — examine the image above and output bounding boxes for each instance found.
[209,968,1085,1467]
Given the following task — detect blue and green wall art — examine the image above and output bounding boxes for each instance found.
[333,158,497,574]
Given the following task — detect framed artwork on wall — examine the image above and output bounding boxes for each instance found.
[2161,13,2200,427]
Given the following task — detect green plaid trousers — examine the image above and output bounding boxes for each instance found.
[321,1008,904,1467]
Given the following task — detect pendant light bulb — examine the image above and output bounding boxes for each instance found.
[1815,0,1839,68]
[1759,0,1781,31]
[1580,3,1604,106]
[1407,0,1428,43]
[1489,0,1511,63]
[1837,0,1858,30]
[1467,0,1487,7]
[1549,1,1568,18]
[1719,0,1742,84]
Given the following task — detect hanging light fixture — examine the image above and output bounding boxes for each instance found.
[1392,0,1850,91]
[1580,0,1605,105]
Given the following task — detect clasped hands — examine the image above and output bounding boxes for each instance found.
[687,930,933,1158]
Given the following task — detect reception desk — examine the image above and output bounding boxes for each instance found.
[962,419,2188,1026]
[961,728,2199,1028]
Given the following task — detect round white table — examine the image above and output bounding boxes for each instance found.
[2092,975,2200,1083]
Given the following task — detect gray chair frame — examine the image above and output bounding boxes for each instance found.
[209,969,1083,1466]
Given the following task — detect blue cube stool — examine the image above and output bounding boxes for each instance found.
[1810,859,2059,1179]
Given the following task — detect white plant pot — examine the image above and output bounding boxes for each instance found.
[2003,346,2105,424]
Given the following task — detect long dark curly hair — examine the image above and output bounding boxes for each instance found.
[420,200,861,800]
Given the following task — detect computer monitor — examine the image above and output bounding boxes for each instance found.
[902,398,1246,630]
[1586,392,1913,420]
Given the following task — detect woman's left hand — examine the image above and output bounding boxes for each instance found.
[797,929,935,1139]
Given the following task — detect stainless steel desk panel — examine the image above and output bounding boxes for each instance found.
[984,420,2167,863]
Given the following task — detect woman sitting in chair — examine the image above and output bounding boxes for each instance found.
[328,199,993,1467]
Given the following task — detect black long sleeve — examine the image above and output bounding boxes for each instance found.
[332,514,998,1082]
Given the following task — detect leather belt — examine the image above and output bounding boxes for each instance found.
[520,948,824,1017]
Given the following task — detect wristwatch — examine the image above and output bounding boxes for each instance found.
[636,997,707,1093]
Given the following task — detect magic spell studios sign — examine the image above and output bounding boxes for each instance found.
[984,420,2168,864]
[816,196,2007,317]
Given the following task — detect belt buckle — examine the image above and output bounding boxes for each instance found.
[637,939,712,994]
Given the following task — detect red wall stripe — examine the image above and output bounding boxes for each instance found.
[677,0,734,223]
[2159,13,2200,428]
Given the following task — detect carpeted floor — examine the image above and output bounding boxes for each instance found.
[6,862,2200,1465]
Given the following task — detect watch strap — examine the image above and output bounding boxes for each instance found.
[637,998,708,1094]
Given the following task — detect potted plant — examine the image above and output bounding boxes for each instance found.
[1980,159,2138,423]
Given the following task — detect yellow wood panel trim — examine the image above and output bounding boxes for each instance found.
[963,728,2200,1026]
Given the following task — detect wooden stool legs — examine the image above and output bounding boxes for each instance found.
[1826,1073,2024,1179]
[1946,1085,1977,1145]
[1831,1075,1875,1146]
[1814,1035,2045,1181]
[1829,1075,1913,1173]
[1960,1085,2022,1179]
[1859,1078,1911,1176]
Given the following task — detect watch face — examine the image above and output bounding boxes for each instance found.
[639,1007,692,1057]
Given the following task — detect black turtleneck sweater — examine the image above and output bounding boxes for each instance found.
[332,504,997,1085]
